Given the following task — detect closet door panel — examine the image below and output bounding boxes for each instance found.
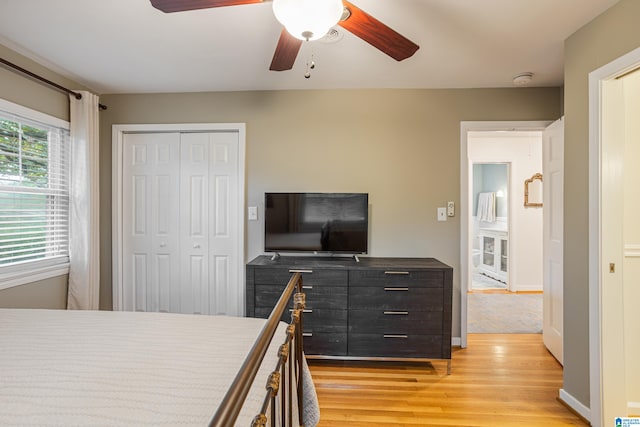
[133,253,147,312]
[181,133,211,314]
[122,132,181,313]
[121,130,242,316]
[213,255,230,315]
[213,175,229,237]
[208,132,241,316]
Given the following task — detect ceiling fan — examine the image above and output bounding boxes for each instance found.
[149,0,419,71]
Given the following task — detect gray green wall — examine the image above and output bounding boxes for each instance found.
[0,44,562,326]
[0,276,68,309]
[563,0,640,409]
[99,89,561,337]
[0,44,73,121]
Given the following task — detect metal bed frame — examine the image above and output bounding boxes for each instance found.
[209,272,306,427]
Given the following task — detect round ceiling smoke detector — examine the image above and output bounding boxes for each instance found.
[513,72,534,86]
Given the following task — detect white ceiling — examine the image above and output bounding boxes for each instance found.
[0,0,619,94]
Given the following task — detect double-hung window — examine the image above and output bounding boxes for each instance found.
[0,99,70,289]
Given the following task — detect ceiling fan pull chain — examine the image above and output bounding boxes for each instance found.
[304,51,316,79]
[304,50,314,79]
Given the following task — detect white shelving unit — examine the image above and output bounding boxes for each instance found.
[477,229,508,283]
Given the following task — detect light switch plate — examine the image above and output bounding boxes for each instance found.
[248,206,258,221]
[437,207,447,222]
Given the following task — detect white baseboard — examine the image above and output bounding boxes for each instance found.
[629,401,640,413]
[510,285,544,292]
[559,388,591,422]
[452,337,461,346]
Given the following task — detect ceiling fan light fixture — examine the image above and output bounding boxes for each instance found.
[272,0,343,41]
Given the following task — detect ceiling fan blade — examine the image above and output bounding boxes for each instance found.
[150,0,262,13]
[338,0,419,61]
[269,28,303,71]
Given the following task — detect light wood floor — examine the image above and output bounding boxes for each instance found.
[307,334,588,426]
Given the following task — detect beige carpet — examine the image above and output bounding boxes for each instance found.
[468,293,542,333]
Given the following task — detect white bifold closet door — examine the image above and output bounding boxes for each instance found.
[122,131,241,316]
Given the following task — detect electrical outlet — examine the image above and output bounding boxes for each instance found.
[447,201,455,217]
[437,207,447,222]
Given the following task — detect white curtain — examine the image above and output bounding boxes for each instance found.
[67,91,100,310]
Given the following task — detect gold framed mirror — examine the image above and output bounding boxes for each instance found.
[524,173,543,207]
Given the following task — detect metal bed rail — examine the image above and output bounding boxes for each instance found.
[209,272,305,427]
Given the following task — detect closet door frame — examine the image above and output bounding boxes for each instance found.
[111,123,246,312]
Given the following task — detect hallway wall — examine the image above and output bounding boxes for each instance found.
[562,0,640,407]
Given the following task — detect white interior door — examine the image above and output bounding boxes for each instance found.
[207,132,241,316]
[122,133,181,313]
[118,127,244,316]
[542,118,564,364]
[179,132,241,316]
[180,133,210,315]
[621,71,640,417]
[598,76,628,424]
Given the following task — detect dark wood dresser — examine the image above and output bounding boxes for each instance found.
[246,255,453,370]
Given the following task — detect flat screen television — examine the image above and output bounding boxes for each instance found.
[264,192,368,254]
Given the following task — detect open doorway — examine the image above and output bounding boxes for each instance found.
[466,131,543,335]
[460,121,551,348]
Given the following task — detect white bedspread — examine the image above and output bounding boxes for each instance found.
[0,309,302,426]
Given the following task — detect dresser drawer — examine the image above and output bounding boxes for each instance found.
[348,287,443,311]
[255,307,347,333]
[247,255,452,361]
[348,333,443,358]
[303,332,347,356]
[255,284,347,310]
[349,309,443,334]
[254,267,348,286]
[349,269,444,287]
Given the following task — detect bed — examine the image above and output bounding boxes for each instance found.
[0,273,317,426]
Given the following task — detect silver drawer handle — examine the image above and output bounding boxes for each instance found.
[384,287,409,291]
[289,309,313,313]
[302,332,313,337]
[289,269,313,274]
[302,285,313,290]
[383,334,408,339]
[384,311,409,315]
[384,271,409,275]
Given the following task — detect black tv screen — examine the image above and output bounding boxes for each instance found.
[264,192,368,254]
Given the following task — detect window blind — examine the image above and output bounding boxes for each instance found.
[0,111,70,267]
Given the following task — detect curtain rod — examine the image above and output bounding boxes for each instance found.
[0,57,107,110]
